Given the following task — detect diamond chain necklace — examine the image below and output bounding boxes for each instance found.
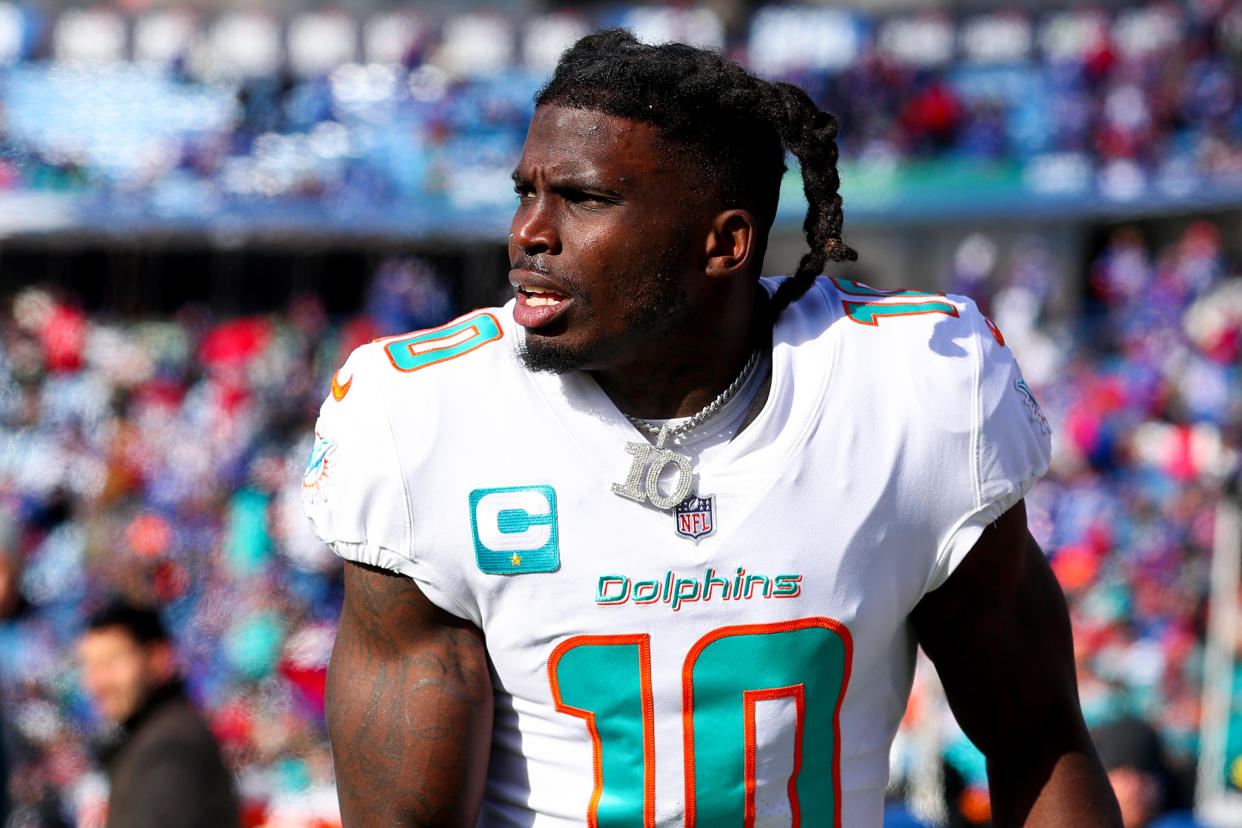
[612,347,763,512]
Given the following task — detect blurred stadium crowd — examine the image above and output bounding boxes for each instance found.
[0,223,1238,824]
[0,0,1239,826]
[2,0,1242,234]
[0,261,454,827]
[891,221,1242,826]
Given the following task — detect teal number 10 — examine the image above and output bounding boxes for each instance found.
[548,618,853,827]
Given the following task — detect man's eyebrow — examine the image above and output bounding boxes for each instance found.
[510,169,622,197]
[549,174,623,197]
[576,181,623,197]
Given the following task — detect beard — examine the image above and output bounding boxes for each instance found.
[518,260,690,375]
[518,338,587,375]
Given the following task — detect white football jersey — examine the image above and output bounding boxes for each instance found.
[303,276,1052,827]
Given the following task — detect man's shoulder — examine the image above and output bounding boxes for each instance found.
[305,304,529,525]
[786,275,987,333]
[773,275,1048,472]
[124,692,218,757]
[109,692,226,787]
[106,689,240,828]
[772,275,1001,377]
[338,306,520,404]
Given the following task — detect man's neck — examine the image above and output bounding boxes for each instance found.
[591,290,767,420]
[121,678,184,732]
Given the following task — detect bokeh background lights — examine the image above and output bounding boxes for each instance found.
[0,2,1240,826]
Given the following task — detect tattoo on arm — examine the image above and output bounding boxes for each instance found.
[328,561,493,827]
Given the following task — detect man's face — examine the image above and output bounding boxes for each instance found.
[78,627,162,724]
[1107,767,1159,828]
[509,105,712,374]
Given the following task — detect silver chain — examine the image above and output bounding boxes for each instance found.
[625,348,762,441]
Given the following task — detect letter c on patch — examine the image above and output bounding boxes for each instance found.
[468,485,560,575]
[475,490,552,551]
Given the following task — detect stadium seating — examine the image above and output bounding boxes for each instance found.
[0,2,1240,236]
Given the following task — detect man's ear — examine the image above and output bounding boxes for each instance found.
[704,210,758,278]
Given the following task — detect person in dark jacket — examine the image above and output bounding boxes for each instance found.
[1092,716,1207,828]
[78,601,240,828]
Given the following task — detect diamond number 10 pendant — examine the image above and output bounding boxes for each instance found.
[611,424,694,510]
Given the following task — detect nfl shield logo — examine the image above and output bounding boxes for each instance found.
[675,494,715,540]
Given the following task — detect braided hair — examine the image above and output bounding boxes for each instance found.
[536,29,858,322]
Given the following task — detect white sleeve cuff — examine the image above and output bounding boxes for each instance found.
[331,540,479,626]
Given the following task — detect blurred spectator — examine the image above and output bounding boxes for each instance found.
[1093,716,1205,828]
[0,256,459,823]
[898,74,964,156]
[364,256,453,338]
[78,600,239,828]
[0,507,18,825]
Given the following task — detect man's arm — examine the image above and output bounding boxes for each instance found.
[328,560,493,827]
[911,500,1122,827]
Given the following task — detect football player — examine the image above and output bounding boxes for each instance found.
[305,30,1121,827]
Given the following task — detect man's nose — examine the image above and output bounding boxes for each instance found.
[511,197,558,255]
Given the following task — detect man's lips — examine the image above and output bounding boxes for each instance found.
[509,268,574,329]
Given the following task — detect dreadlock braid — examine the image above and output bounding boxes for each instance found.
[536,29,857,322]
[767,82,858,321]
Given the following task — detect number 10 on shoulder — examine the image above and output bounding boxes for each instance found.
[547,618,853,827]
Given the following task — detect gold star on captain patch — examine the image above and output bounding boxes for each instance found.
[510,552,522,567]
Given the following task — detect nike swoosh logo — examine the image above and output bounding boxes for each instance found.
[331,371,352,402]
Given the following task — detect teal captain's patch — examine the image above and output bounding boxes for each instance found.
[469,485,559,574]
